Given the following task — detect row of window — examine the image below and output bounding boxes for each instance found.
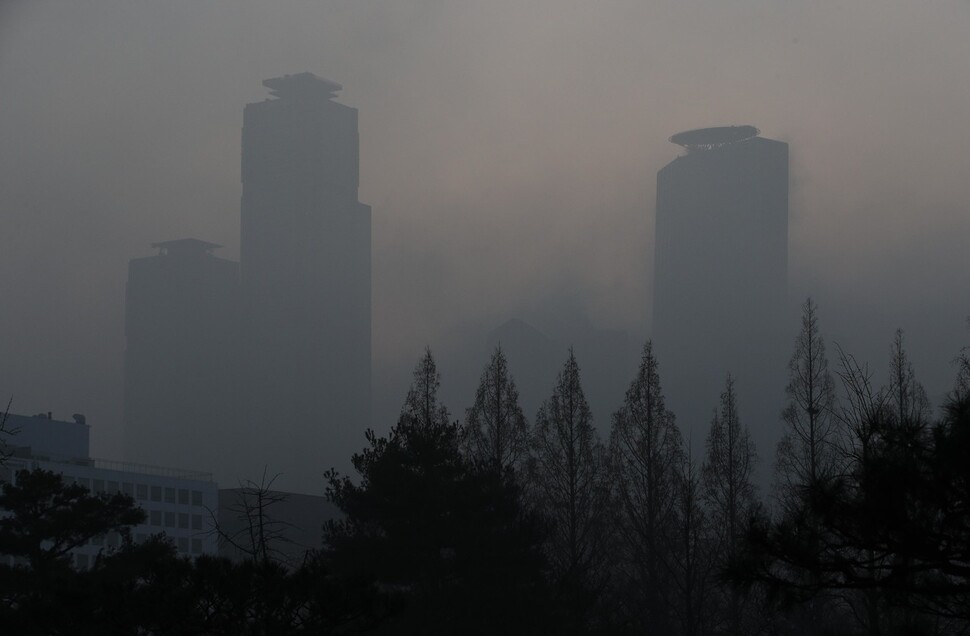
[147,510,205,531]
[64,476,205,507]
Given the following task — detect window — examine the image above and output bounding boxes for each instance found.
[106,532,120,548]
[178,537,189,554]
[164,488,176,504]
[164,512,176,528]
[178,513,189,530]
[150,510,162,526]
[93,479,105,493]
[192,490,203,507]
[77,477,90,491]
[178,489,189,505]
[136,484,148,500]
[192,514,202,531]
[107,481,119,493]
[150,486,162,502]
[191,538,203,555]
[122,482,134,496]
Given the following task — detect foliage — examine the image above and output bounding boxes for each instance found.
[325,348,554,634]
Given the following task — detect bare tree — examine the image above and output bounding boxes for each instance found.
[669,442,717,636]
[401,347,451,430]
[212,468,297,566]
[463,346,529,472]
[608,341,683,632]
[529,349,611,631]
[885,329,930,429]
[1,397,14,465]
[702,375,759,635]
[776,299,840,508]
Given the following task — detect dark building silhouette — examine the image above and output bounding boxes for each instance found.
[123,239,240,476]
[240,73,371,489]
[652,126,788,461]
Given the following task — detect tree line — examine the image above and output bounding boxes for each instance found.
[1,299,969,634]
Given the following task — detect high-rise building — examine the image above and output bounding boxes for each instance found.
[123,238,240,478]
[652,126,788,461]
[240,73,371,490]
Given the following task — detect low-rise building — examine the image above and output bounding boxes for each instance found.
[1,412,218,568]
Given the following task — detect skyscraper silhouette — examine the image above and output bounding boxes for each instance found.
[652,126,788,460]
[124,238,240,474]
[240,73,371,490]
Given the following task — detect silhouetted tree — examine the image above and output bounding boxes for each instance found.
[463,346,529,473]
[608,341,683,632]
[528,349,611,633]
[885,329,931,430]
[213,468,298,567]
[734,340,970,634]
[703,375,759,635]
[325,350,553,634]
[776,298,840,506]
[669,443,718,636]
[401,346,451,430]
[0,469,145,573]
[772,299,842,634]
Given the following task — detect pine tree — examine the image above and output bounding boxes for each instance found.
[463,346,529,473]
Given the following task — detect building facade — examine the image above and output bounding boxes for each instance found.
[652,126,788,460]
[240,73,372,490]
[123,238,240,482]
[2,412,218,568]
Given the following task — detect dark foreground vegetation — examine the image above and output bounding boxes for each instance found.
[2,299,970,635]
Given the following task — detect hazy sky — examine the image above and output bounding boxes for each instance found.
[2,0,969,461]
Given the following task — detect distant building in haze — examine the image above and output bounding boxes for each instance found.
[123,238,240,480]
[652,126,788,457]
[240,73,371,489]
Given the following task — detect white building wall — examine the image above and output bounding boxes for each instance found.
[1,456,218,569]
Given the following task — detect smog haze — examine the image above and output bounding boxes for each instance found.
[2,0,969,490]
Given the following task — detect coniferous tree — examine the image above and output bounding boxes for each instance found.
[401,347,451,431]
[773,299,842,634]
[703,375,759,635]
[885,329,931,430]
[776,299,840,508]
[608,341,683,632]
[325,348,554,634]
[463,346,529,473]
[529,349,611,632]
[670,444,717,636]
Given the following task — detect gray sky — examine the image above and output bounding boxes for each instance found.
[2,0,969,461]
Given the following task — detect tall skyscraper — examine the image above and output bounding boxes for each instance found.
[240,73,371,490]
[652,126,788,461]
[124,238,240,475]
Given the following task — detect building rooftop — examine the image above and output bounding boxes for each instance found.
[262,73,342,100]
[150,238,222,256]
[670,125,760,151]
